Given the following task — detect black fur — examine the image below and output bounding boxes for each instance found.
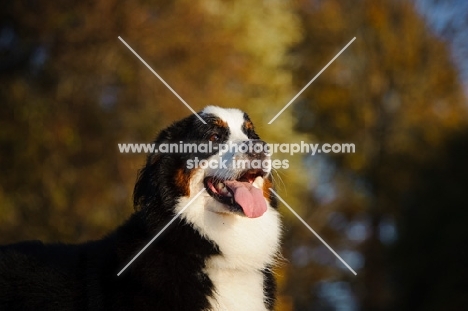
[262,267,277,310]
[0,110,277,310]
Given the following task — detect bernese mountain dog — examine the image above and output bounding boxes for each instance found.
[0,106,281,310]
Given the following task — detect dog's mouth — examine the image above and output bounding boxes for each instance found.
[203,169,267,218]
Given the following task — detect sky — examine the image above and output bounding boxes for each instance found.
[416,0,468,92]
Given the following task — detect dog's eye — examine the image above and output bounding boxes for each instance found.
[209,134,220,142]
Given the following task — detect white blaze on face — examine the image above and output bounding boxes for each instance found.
[202,106,248,142]
[202,106,253,179]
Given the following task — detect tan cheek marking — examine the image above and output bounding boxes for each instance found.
[174,168,196,196]
[262,178,273,203]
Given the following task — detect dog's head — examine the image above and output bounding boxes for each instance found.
[134,105,275,216]
[133,106,280,267]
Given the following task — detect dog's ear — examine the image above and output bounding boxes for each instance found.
[133,152,185,214]
[133,114,200,212]
[133,155,157,211]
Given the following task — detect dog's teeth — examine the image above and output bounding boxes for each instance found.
[252,176,264,189]
[217,182,225,190]
[218,186,232,197]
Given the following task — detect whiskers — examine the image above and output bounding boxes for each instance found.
[269,167,286,192]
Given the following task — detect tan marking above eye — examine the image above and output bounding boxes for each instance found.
[213,118,228,128]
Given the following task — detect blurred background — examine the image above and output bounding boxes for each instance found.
[1,0,468,310]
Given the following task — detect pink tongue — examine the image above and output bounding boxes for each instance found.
[223,180,267,218]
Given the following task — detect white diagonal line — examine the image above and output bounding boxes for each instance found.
[117,188,206,276]
[269,188,357,275]
[118,36,206,124]
[268,37,356,124]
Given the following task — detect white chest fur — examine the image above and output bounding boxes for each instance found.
[205,260,267,311]
[199,206,281,311]
[177,176,282,311]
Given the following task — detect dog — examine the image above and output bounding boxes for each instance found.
[0,106,281,310]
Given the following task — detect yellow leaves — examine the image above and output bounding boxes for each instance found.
[366,0,388,31]
[319,0,348,33]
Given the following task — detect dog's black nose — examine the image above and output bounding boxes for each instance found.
[244,140,268,160]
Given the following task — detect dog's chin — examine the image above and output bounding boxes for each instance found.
[203,169,268,218]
